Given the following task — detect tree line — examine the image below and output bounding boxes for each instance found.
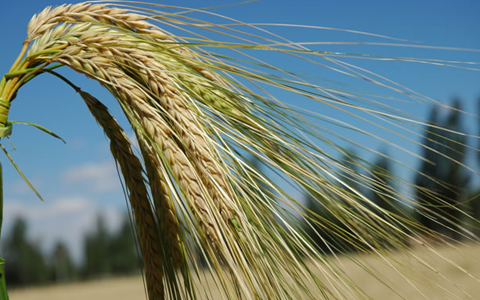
[2,213,140,287]
[3,97,480,287]
[305,98,480,252]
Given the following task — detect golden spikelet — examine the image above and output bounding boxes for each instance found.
[27,3,151,42]
[137,134,183,268]
[79,90,164,300]
[51,42,226,253]
[2,2,479,300]
[109,47,239,226]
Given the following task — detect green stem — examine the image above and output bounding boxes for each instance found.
[6,63,48,101]
[21,65,62,87]
[0,161,9,300]
[0,42,29,100]
[0,161,3,239]
[8,42,29,73]
[43,70,80,92]
[3,66,48,79]
[25,45,66,60]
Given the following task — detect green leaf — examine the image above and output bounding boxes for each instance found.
[9,121,66,144]
[0,144,43,201]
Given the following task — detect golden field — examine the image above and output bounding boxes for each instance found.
[9,242,480,300]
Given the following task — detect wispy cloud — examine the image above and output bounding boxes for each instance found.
[62,161,121,192]
[8,178,44,196]
[5,196,92,220]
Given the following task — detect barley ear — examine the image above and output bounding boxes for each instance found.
[79,90,164,300]
[137,135,183,270]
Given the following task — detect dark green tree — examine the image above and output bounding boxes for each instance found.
[469,97,480,234]
[304,151,367,254]
[248,154,277,218]
[367,152,413,248]
[338,150,362,194]
[109,214,139,275]
[82,213,141,278]
[415,108,441,231]
[415,100,469,239]
[369,153,397,214]
[3,217,50,286]
[83,214,112,278]
[51,241,76,283]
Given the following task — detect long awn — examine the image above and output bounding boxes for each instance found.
[0,2,479,299]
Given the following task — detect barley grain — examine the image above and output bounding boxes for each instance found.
[11,4,454,299]
[45,30,227,251]
[27,3,151,42]
[137,134,183,268]
[79,90,164,300]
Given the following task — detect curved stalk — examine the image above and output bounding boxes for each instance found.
[0,161,9,300]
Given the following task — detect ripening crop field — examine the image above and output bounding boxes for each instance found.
[9,243,480,300]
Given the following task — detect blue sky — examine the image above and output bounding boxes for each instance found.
[1,0,479,261]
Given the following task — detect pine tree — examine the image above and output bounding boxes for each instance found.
[470,98,480,234]
[369,152,397,214]
[415,100,469,239]
[51,241,76,283]
[3,217,50,286]
[304,151,366,254]
[83,214,112,278]
[109,214,139,275]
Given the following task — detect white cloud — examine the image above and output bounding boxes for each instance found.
[62,161,121,192]
[7,173,47,197]
[5,196,92,220]
[8,179,41,196]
